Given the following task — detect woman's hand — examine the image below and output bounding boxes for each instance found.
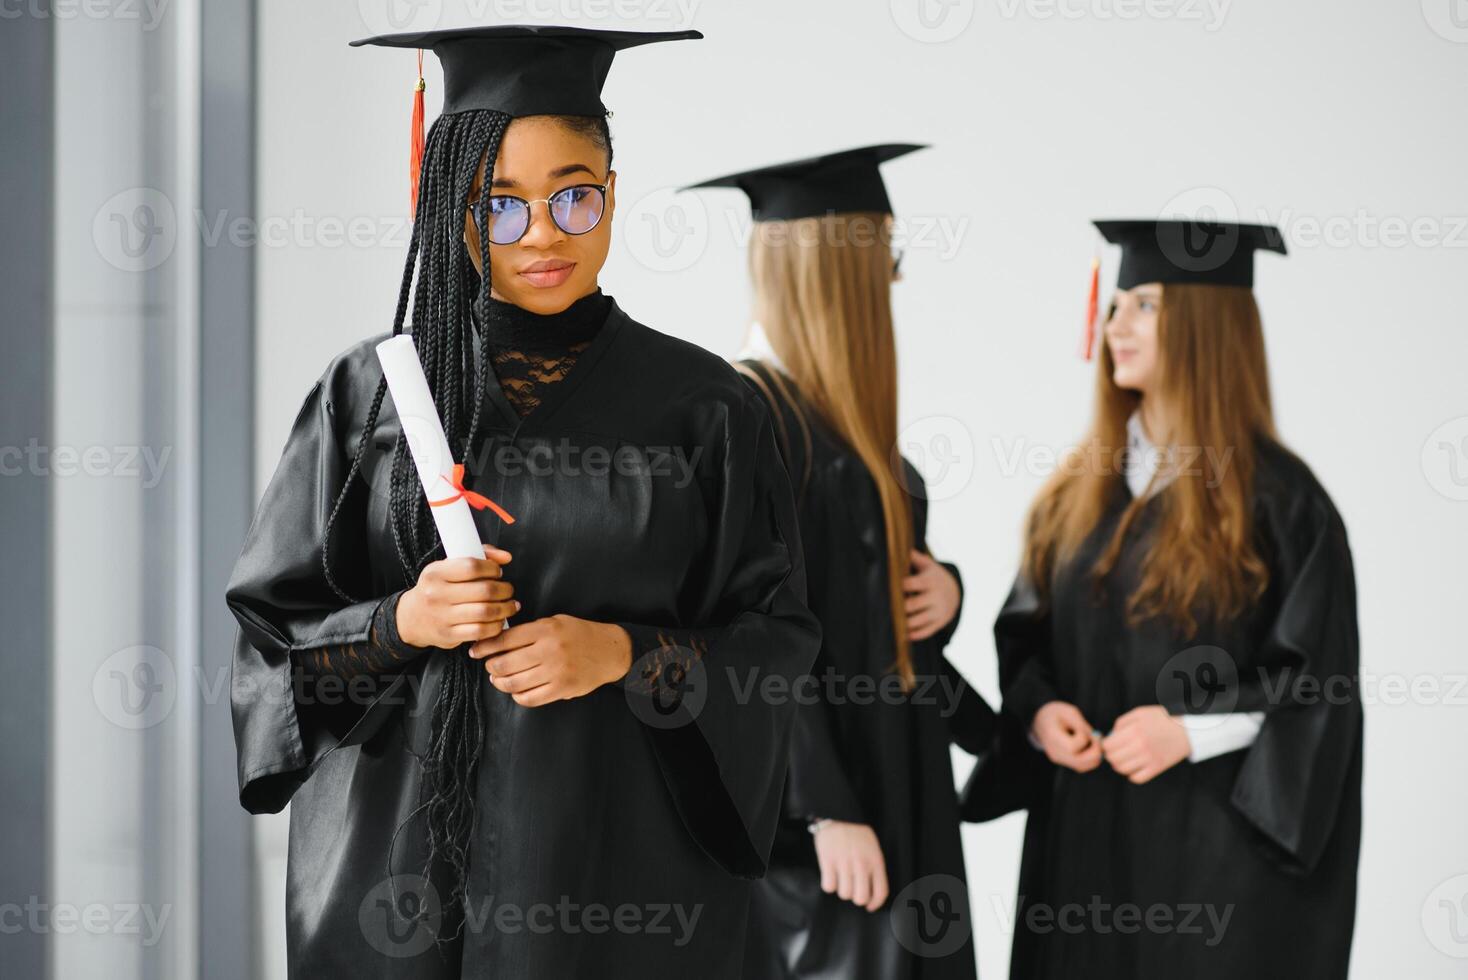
[1032,701,1104,772]
[904,549,960,641]
[396,544,517,649]
[1102,706,1191,784]
[812,820,889,912]
[471,615,633,707]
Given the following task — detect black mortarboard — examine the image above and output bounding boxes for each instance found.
[1093,219,1288,290]
[350,24,702,117]
[683,144,927,221]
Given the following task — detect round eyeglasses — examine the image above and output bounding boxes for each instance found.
[469,183,608,246]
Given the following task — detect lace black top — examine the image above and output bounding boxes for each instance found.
[480,289,611,418]
[294,290,612,680]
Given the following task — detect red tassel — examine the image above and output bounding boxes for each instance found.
[1081,255,1100,361]
[409,49,426,217]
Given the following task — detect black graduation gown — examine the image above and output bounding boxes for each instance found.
[962,438,1362,978]
[736,359,997,980]
[225,301,822,978]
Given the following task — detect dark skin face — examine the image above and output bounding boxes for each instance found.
[464,116,616,315]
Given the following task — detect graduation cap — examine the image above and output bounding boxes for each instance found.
[350,24,702,211]
[683,143,927,221]
[1079,219,1288,359]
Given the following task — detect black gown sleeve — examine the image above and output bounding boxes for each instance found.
[994,572,1062,727]
[614,392,822,877]
[1229,487,1362,874]
[225,368,428,814]
[930,561,1001,756]
[957,570,1057,822]
[291,590,431,680]
[777,460,872,826]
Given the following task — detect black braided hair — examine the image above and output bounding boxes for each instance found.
[317,108,613,931]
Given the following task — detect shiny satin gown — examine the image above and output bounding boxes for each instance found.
[964,438,1362,978]
[736,359,997,980]
[226,301,821,977]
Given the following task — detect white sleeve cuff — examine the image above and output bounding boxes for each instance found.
[1178,712,1265,762]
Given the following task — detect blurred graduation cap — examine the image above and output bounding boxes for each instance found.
[683,143,927,221]
[350,24,702,210]
[1079,218,1288,359]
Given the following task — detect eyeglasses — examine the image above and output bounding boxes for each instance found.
[469,183,608,246]
[892,248,905,279]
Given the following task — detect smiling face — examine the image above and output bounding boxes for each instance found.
[465,115,616,315]
[1105,282,1162,394]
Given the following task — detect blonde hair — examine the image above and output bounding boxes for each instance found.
[749,213,916,688]
[1024,283,1277,634]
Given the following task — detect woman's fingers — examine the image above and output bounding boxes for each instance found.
[450,620,505,644]
[907,611,938,636]
[904,593,936,614]
[470,620,545,658]
[489,663,549,693]
[437,578,514,605]
[1128,766,1161,785]
[819,857,837,895]
[866,862,890,912]
[1073,742,1105,771]
[835,863,853,902]
[434,555,505,582]
[850,866,872,909]
[447,600,519,625]
[1062,726,1093,754]
[510,683,556,708]
[482,646,541,675]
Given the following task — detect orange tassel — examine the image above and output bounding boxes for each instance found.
[1081,255,1100,361]
[409,49,426,217]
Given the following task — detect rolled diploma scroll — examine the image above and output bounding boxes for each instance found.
[375,335,485,560]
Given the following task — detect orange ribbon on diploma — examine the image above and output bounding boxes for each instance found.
[429,464,515,524]
[377,334,514,560]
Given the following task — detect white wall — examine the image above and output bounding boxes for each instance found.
[256,1,1468,975]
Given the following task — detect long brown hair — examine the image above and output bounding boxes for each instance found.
[1023,283,1276,635]
[749,213,916,688]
